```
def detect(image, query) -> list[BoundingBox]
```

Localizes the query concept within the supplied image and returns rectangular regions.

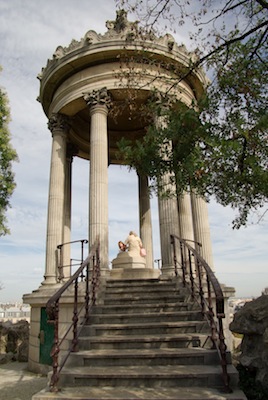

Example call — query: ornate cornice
[37,10,195,81]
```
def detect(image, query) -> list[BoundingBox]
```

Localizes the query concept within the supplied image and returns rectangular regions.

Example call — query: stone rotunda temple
[23,11,233,374]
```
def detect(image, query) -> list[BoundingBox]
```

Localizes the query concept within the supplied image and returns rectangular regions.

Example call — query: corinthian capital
[48,113,70,132]
[84,87,112,109]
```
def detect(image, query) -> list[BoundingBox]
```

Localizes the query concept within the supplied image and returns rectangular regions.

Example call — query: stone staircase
[33,278,247,399]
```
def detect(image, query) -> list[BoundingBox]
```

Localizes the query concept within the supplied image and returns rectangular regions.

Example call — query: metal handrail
[170,234,231,393]
[57,239,88,281]
[46,237,100,393]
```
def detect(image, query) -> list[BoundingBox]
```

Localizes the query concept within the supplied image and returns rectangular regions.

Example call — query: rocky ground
[0,361,47,400]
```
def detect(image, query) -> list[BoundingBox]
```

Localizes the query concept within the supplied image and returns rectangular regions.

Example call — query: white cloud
[0,0,267,303]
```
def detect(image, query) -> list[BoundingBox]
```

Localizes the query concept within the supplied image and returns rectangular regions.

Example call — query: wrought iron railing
[170,234,231,393]
[46,237,100,392]
[57,239,88,281]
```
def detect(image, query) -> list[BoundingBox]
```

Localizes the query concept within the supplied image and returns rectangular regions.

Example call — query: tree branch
[255,0,268,10]
[198,19,268,67]
[249,26,268,59]
[196,0,249,26]
[164,19,268,95]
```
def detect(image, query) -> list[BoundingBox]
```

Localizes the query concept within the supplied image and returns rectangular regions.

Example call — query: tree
[0,67,18,236]
[115,0,268,228]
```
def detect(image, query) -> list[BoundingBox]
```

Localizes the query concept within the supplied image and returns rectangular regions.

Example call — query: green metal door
[39,307,54,365]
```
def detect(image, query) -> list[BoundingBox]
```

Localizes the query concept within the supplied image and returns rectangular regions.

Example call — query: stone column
[191,192,214,271]
[177,191,195,276]
[138,173,154,268]
[84,88,111,273]
[43,113,69,285]
[158,184,180,277]
[61,145,77,280]
[178,191,194,243]
[156,114,180,277]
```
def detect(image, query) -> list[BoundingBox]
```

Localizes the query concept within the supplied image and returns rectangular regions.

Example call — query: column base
[40,276,59,286]
[161,264,176,278]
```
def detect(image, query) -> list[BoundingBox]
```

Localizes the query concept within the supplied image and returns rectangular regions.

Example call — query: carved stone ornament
[39,10,194,80]
[83,87,112,109]
[105,9,139,37]
[48,113,70,132]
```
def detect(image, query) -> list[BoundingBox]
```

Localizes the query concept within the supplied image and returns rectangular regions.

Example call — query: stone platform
[110,251,160,280]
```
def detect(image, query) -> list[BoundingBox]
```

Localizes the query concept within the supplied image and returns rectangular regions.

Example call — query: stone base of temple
[110,251,161,280]
[110,267,160,280]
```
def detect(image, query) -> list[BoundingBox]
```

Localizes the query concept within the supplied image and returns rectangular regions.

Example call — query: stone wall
[0,320,29,363]
[230,295,268,392]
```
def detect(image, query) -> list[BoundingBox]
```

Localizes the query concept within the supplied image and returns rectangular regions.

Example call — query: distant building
[0,303,31,323]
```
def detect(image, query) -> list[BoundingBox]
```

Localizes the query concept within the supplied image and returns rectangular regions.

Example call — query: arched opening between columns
[69,158,161,271]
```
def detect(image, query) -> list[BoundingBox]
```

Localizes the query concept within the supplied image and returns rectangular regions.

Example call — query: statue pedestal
[110,252,160,280]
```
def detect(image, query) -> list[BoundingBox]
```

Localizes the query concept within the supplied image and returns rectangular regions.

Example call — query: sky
[0,0,267,303]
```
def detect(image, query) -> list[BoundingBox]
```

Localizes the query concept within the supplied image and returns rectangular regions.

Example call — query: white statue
[124,231,143,257]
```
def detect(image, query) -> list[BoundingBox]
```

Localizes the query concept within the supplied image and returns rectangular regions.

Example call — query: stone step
[92,302,194,314]
[57,364,239,388]
[78,333,209,350]
[33,386,247,400]
[104,286,180,295]
[67,348,220,367]
[104,280,188,296]
[89,310,203,324]
[84,321,208,336]
[103,293,186,305]
[105,278,173,287]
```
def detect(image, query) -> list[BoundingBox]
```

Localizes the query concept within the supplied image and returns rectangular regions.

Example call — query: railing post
[218,314,230,392]
[85,260,90,321]
[57,244,64,281]
[180,241,186,286]
[48,300,60,392]
[72,277,79,352]
[195,258,205,315]
[188,249,195,299]
[80,239,88,280]
[91,256,97,305]
[206,277,217,347]
[81,239,88,262]
[170,235,178,276]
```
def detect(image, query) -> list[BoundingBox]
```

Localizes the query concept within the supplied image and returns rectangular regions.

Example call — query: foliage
[0,68,18,236]
[115,0,268,228]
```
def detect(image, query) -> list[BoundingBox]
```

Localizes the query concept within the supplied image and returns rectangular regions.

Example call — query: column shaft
[158,184,180,276]
[138,174,154,268]
[44,117,67,285]
[89,104,109,270]
[178,192,194,242]
[62,153,72,280]
[156,115,180,277]
[191,192,214,271]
